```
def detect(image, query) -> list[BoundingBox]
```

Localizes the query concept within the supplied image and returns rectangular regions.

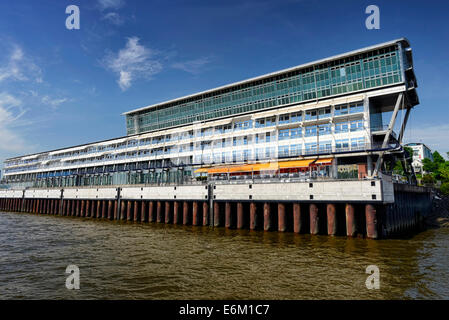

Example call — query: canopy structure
[194,158,333,174]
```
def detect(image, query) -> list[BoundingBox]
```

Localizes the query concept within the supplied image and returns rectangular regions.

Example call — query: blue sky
[1,0,448,171]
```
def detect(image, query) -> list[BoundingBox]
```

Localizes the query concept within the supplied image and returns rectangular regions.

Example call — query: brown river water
[0,211,448,299]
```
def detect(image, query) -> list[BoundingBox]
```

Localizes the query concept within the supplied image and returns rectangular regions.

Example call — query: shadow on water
[0,211,448,299]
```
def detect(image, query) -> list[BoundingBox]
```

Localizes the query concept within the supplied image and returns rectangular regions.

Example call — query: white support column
[373,92,403,176]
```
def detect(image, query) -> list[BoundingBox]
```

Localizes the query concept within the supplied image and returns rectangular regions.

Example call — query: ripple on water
[0,211,448,299]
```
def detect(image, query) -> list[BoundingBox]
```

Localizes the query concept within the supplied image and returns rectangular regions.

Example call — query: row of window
[129,48,402,134]
[5,121,366,174]
[6,102,367,168]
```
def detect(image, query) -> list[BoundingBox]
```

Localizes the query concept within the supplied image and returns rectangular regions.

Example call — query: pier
[0,177,432,239]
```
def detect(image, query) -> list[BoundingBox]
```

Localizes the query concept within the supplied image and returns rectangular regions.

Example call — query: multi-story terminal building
[405,142,433,174]
[1,38,418,189]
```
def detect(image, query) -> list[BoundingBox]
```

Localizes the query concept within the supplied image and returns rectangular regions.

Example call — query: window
[334,104,348,116]
[319,141,332,153]
[234,120,253,131]
[256,148,264,160]
[305,126,317,137]
[351,137,365,150]
[349,102,364,114]
[279,114,290,124]
[255,119,265,128]
[305,142,317,153]
[243,150,250,161]
[335,139,349,151]
[305,110,317,121]
[290,127,301,139]
[290,144,302,156]
[318,108,331,119]
[266,117,276,127]
[291,112,302,123]
[266,132,271,142]
[278,146,289,157]
[279,129,289,140]
[318,124,331,136]
[350,120,364,131]
[335,122,349,133]
[265,147,274,158]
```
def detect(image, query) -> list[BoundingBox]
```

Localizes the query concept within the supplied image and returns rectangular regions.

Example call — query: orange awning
[194,158,333,174]
[314,158,333,165]
[278,159,314,168]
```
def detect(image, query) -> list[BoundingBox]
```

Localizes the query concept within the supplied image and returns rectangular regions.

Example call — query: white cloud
[0,45,42,83]
[97,0,125,10]
[102,37,163,90]
[0,93,28,153]
[404,123,449,155]
[102,12,124,25]
[171,57,211,74]
[41,95,68,109]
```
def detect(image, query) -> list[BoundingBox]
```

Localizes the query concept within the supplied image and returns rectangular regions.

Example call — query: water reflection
[0,211,448,299]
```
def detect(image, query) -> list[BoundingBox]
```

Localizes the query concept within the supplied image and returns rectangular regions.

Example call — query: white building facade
[1,39,419,189]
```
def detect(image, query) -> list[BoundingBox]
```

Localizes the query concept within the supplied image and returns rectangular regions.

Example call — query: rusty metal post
[345,204,356,237]
[203,202,209,226]
[237,202,244,229]
[309,203,319,235]
[100,200,105,218]
[225,202,232,228]
[173,201,180,224]
[293,203,301,233]
[263,202,271,231]
[183,201,189,225]
[148,201,155,222]
[278,203,286,232]
[192,201,199,226]
[127,200,132,221]
[66,199,71,216]
[89,200,93,217]
[94,200,99,218]
[120,200,126,220]
[134,200,139,222]
[250,202,257,230]
[157,201,162,223]
[366,204,378,239]
[81,200,86,217]
[327,203,337,236]
[107,200,112,219]
[165,201,171,224]
[141,201,147,222]
[213,202,220,227]
[72,200,76,216]
[85,200,90,217]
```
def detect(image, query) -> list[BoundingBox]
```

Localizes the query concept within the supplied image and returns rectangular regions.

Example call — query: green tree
[423,151,446,180]
[422,157,437,173]
[440,162,449,182]
[393,160,404,175]
[422,174,435,185]
[440,182,449,196]
[433,151,446,165]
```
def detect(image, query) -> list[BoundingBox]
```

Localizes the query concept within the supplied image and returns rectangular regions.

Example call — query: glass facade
[127,45,402,135]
